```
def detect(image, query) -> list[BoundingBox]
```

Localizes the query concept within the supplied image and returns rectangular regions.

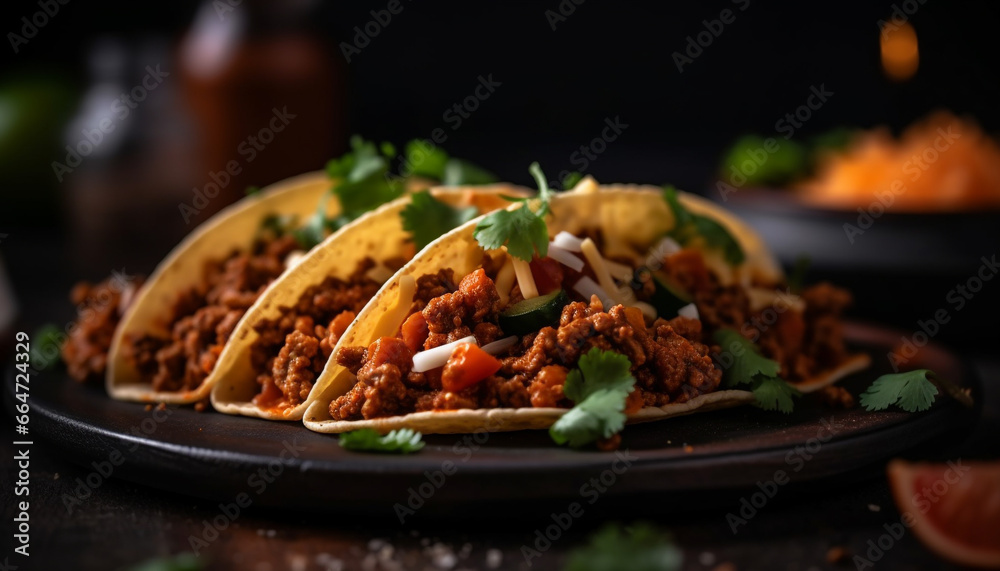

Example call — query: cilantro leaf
[473,161,554,260]
[712,328,799,413]
[751,376,799,414]
[339,428,425,453]
[662,185,745,265]
[562,171,584,190]
[550,348,636,447]
[563,348,635,402]
[529,161,555,213]
[401,190,479,249]
[713,328,780,381]
[298,137,404,248]
[244,185,260,197]
[442,158,498,186]
[564,522,682,571]
[473,205,549,261]
[404,139,449,179]
[334,169,405,219]
[860,369,940,413]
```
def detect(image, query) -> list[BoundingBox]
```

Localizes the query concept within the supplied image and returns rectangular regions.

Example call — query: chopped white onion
[411,335,477,373]
[481,336,518,355]
[655,237,682,257]
[573,276,614,309]
[677,303,700,320]
[552,231,584,252]
[546,243,585,272]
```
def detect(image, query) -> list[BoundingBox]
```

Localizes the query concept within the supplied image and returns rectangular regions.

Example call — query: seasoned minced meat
[250,259,384,409]
[62,274,144,383]
[658,249,854,383]
[124,235,299,392]
[330,270,722,420]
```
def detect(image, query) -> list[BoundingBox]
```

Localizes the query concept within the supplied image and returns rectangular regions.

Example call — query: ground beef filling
[123,235,299,393]
[62,275,144,383]
[330,269,722,421]
[659,249,853,383]
[250,259,384,409]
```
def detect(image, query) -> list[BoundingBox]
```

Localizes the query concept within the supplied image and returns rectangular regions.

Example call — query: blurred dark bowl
[714,189,1000,355]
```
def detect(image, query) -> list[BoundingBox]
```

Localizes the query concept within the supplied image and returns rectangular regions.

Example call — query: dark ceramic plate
[713,189,1000,354]
[4,323,979,517]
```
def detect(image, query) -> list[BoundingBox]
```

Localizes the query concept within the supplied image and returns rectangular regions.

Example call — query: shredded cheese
[580,238,635,306]
[371,274,416,340]
[604,259,634,283]
[512,257,538,300]
[495,256,516,307]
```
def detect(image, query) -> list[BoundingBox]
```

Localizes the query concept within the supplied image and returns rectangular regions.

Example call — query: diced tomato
[400,312,429,352]
[530,256,564,295]
[329,310,356,342]
[367,337,414,368]
[441,343,502,392]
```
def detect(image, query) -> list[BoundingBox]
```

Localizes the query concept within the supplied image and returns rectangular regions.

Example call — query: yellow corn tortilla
[301,184,790,434]
[209,184,529,420]
[106,171,333,403]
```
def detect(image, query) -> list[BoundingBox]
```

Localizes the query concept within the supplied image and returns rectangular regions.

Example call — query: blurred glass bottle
[64,37,197,275]
[178,0,345,225]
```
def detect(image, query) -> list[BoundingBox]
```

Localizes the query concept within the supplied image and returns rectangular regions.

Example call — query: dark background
[3,0,999,351]
[1,3,999,570]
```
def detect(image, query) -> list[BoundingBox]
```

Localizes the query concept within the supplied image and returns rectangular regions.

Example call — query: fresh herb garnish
[244,185,260,197]
[860,369,947,413]
[404,139,450,179]
[561,171,584,190]
[550,348,636,447]
[401,190,479,250]
[474,162,554,261]
[563,522,682,571]
[662,185,745,265]
[339,428,426,453]
[403,139,498,186]
[31,324,63,370]
[296,136,406,248]
[442,158,497,186]
[713,329,799,413]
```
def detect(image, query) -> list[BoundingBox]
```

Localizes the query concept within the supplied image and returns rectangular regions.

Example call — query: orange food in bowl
[799,112,1000,211]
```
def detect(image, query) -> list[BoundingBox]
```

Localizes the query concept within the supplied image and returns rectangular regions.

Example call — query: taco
[104,137,499,404]
[301,167,870,443]
[209,185,529,420]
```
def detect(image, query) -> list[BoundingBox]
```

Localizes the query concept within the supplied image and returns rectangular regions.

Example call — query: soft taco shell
[210,184,528,420]
[303,184,791,434]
